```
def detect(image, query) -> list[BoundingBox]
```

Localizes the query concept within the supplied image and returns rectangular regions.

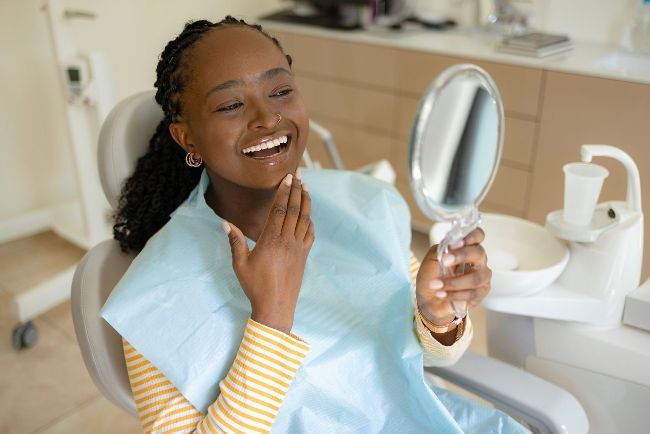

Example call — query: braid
[113,16,291,253]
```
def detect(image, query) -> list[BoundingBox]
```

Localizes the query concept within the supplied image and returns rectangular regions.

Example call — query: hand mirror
[408,64,504,318]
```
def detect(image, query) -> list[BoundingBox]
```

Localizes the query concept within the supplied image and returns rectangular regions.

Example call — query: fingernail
[450,240,464,249]
[302,182,308,192]
[222,221,231,235]
[435,291,447,298]
[429,279,443,290]
[284,173,293,185]
[295,168,302,180]
[442,254,455,267]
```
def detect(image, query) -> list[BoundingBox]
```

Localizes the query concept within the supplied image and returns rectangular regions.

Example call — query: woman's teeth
[242,136,288,155]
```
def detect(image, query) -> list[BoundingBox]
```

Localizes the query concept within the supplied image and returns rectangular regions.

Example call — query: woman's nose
[248,106,280,130]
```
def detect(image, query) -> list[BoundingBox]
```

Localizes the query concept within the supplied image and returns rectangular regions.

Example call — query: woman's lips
[242,135,291,161]
[242,135,288,156]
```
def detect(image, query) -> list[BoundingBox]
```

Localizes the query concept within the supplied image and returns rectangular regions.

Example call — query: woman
[101,16,527,434]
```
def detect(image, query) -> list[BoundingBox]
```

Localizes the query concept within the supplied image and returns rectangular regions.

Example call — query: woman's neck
[204,174,276,242]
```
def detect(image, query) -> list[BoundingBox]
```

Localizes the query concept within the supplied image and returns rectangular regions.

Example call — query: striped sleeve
[408,252,474,367]
[123,318,310,433]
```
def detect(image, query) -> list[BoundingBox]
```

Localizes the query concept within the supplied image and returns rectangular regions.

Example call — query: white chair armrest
[426,352,589,434]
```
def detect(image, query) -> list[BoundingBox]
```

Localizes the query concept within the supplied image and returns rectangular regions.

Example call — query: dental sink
[429,213,569,298]
[480,213,569,298]
[591,50,650,77]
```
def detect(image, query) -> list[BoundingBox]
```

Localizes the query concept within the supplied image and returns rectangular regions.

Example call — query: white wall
[0,0,282,223]
[427,0,637,45]
[526,0,637,45]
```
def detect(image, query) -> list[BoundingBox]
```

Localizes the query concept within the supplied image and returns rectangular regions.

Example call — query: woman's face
[170,26,309,190]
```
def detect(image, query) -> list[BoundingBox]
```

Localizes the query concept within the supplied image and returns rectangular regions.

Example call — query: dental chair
[71,90,589,433]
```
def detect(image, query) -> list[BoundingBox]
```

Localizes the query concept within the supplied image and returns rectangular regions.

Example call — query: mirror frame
[408,63,505,222]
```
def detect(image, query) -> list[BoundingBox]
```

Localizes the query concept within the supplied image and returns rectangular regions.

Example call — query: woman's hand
[415,228,492,326]
[224,172,314,334]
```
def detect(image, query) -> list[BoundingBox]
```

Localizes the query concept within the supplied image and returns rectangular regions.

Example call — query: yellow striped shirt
[124,253,472,433]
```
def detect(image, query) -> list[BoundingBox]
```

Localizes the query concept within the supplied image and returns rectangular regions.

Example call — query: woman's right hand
[223,172,314,334]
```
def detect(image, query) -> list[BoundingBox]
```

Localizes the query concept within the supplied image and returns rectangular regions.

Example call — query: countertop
[261,21,650,85]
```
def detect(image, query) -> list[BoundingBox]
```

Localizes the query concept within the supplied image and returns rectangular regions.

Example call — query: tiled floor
[0,232,140,434]
[0,231,488,433]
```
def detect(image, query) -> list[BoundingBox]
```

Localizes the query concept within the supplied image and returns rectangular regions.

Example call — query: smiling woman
[114,17,308,250]
[102,15,527,434]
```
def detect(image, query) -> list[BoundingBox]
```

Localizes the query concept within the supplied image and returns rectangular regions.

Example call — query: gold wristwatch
[419,310,463,334]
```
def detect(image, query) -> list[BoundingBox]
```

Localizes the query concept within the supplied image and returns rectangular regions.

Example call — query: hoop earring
[185,152,203,168]
[275,113,282,125]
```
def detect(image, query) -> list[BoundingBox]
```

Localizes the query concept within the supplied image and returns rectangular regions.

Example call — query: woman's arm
[409,253,474,367]
[124,319,309,434]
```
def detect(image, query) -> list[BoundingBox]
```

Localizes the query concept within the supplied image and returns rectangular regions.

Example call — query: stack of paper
[497,32,573,57]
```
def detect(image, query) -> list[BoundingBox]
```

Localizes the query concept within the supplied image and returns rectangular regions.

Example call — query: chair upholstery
[97,90,161,209]
[71,240,137,417]
[71,90,161,418]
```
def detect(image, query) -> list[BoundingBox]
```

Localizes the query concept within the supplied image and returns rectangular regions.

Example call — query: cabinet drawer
[297,75,397,135]
[479,202,525,218]
[306,117,397,171]
[395,50,543,118]
[503,117,537,168]
[484,165,530,213]
[394,95,420,140]
[288,34,397,88]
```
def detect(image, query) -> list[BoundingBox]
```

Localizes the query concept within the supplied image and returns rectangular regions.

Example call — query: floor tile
[0,231,84,296]
[0,288,18,355]
[0,293,99,434]
[40,300,76,344]
[36,395,141,434]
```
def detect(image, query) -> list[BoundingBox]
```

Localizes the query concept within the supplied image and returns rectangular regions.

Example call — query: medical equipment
[10,0,116,350]
[481,145,649,432]
[73,90,587,432]
[409,64,504,319]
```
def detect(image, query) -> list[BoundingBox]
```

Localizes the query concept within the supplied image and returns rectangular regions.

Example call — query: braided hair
[113,16,292,253]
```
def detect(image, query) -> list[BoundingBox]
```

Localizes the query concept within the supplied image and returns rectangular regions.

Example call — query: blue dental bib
[101,169,526,433]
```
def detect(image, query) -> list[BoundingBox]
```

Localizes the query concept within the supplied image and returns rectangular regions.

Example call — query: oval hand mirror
[409,64,504,318]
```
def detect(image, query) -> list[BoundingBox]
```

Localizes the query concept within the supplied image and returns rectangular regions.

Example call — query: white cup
[563,162,609,226]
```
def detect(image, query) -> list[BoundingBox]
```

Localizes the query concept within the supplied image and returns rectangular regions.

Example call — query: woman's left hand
[415,228,492,326]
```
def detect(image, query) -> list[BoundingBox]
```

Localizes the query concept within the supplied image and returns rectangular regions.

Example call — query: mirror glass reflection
[419,83,499,212]
[411,69,502,222]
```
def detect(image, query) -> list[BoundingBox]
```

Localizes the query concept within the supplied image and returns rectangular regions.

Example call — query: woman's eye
[216,102,242,112]
[272,88,293,98]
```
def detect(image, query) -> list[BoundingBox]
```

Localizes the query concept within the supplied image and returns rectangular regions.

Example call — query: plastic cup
[562,163,609,226]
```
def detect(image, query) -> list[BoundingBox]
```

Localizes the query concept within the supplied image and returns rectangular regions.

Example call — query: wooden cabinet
[271,29,649,278]
[393,50,544,119]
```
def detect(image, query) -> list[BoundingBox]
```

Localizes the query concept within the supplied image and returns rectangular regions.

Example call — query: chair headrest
[98,90,163,209]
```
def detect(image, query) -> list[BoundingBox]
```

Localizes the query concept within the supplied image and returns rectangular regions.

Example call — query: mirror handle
[437,207,482,319]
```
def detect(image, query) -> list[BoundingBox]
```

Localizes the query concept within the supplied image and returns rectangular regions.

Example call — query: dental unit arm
[581,144,642,212]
